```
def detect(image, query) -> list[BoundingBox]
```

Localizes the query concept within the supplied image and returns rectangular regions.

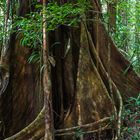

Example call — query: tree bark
[0,0,140,140]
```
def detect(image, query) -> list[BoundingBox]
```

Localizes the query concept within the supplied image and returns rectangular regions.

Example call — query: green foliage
[75,128,84,138]
[0,1,6,48]
[15,2,87,32]
[45,2,86,30]
[120,94,140,140]
[14,12,43,48]
[101,0,140,74]
[13,1,88,64]
[0,0,12,52]
[28,51,41,64]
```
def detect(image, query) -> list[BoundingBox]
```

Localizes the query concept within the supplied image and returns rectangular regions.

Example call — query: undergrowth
[120,94,140,140]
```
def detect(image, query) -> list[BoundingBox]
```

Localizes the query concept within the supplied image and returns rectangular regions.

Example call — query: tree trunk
[0,0,140,140]
[0,0,43,138]
[107,1,117,33]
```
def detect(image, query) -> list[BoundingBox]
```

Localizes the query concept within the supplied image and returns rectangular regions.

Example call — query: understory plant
[120,94,140,140]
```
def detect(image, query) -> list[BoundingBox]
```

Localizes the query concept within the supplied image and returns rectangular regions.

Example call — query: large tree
[0,0,140,140]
